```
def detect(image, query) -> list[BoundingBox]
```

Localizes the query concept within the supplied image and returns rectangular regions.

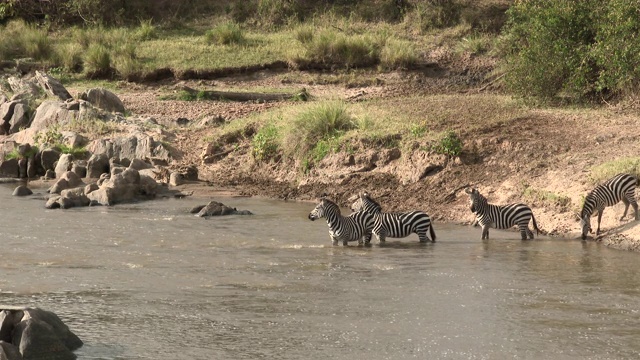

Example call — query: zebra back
[581,173,638,219]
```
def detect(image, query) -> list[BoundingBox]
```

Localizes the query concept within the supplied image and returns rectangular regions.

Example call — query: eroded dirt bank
[116,66,640,251]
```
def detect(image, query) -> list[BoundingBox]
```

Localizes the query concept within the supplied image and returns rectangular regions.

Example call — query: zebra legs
[621,197,639,220]
[481,225,490,240]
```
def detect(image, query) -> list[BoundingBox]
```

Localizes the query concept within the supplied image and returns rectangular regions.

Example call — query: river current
[1,184,639,359]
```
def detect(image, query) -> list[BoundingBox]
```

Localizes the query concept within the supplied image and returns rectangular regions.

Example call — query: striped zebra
[579,173,639,240]
[465,187,540,240]
[350,191,436,243]
[308,195,373,246]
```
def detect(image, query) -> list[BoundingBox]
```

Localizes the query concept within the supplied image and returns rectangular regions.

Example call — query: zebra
[308,195,374,246]
[350,191,436,243]
[579,173,639,240]
[465,187,540,240]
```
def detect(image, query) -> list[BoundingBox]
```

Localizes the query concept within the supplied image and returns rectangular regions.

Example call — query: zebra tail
[430,223,436,242]
[531,212,541,236]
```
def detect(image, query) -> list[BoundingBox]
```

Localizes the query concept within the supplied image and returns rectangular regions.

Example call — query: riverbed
[1,184,639,359]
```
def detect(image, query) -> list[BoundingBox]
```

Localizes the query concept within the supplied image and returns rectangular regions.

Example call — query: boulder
[17,158,27,178]
[0,307,81,360]
[86,153,109,179]
[35,71,72,101]
[8,103,30,134]
[39,148,61,173]
[54,154,74,179]
[87,133,170,163]
[0,340,21,360]
[60,187,90,208]
[169,172,184,186]
[12,185,32,196]
[0,159,19,178]
[196,200,253,217]
[79,88,125,113]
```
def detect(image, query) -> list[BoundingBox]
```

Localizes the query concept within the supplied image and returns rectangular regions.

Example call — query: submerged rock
[194,200,253,217]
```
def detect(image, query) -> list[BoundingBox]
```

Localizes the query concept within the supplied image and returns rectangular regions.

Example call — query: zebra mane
[360,192,383,212]
[321,197,341,214]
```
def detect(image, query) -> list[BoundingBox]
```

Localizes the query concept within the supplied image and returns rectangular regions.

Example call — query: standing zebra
[579,173,639,240]
[465,187,540,240]
[350,191,436,243]
[308,195,373,246]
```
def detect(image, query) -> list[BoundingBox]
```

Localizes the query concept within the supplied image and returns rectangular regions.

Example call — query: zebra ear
[464,187,472,194]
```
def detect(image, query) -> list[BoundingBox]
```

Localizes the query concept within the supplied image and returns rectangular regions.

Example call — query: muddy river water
[1,184,639,359]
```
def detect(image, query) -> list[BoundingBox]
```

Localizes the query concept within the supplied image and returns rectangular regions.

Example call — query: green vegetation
[590,157,640,185]
[523,185,572,212]
[252,122,279,161]
[500,0,640,102]
[432,130,463,157]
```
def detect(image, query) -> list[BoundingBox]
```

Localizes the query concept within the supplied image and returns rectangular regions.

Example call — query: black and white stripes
[350,192,436,243]
[308,195,373,246]
[579,173,639,240]
[465,187,539,240]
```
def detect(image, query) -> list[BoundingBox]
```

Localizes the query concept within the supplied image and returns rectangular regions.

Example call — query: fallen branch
[178,86,308,102]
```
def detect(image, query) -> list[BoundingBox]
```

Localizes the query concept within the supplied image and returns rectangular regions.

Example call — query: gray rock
[71,163,86,178]
[17,158,27,178]
[169,172,184,186]
[39,148,61,172]
[12,185,32,196]
[0,340,21,360]
[54,154,74,179]
[29,101,75,132]
[35,71,72,101]
[196,200,253,217]
[45,195,61,209]
[86,153,109,179]
[79,88,125,113]
[0,159,19,178]
[8,103,30,134]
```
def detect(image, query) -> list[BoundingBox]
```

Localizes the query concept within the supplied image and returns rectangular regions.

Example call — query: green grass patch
[205,22,245,45]
[252,122,279,161]
[432,130,463,157]
[523,185,572,212]
[590,157,640,184]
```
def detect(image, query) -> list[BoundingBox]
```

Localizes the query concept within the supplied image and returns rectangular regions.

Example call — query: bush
[405,0,464,32]
[501,0,640,101]
[432,130,462,157]
[84,43,112,77]
[252,123,279,161]
[380,36,419,70]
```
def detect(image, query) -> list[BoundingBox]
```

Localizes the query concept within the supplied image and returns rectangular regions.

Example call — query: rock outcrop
[0,307,82,360]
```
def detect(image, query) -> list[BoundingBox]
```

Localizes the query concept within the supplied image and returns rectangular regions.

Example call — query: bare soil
[115,56,640,251]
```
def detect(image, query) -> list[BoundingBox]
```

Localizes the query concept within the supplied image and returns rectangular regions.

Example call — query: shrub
[0,20,53,61]
[405,0,464,32]
[205,22,245,45]
[432,130,462,157]
[252,123,279,161]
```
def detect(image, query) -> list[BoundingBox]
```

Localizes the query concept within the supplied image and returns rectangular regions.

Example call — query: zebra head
[308,196,339,221]
[465,187,484,213]
[578,212,592,240]
[350,191,382,214]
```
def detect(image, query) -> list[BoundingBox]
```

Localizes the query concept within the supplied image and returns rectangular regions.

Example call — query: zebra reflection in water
[350,191,436,243]
[465,187,540,240]
[308,195,373,246]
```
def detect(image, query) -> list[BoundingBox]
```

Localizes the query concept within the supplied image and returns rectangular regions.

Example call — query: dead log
[178,86,308,102]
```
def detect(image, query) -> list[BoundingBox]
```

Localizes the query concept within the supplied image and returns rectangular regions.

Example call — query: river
[1,183,639,359]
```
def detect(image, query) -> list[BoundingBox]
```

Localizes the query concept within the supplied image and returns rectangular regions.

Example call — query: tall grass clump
[252,122,280,161]
[284,101,357,164]
[256,0,302,28]
[135,19,158,41]
[0,20,53,62]
[380,36,419,70]
[70,26,142,78]
[404,0,464,33]
[295,29,380,69]
[205,22,245,45]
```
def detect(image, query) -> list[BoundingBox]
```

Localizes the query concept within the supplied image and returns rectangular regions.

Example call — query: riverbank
[102,68,640,251]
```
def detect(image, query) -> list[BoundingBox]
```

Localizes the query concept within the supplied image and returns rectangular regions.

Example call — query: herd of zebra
[307,173,640,245]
